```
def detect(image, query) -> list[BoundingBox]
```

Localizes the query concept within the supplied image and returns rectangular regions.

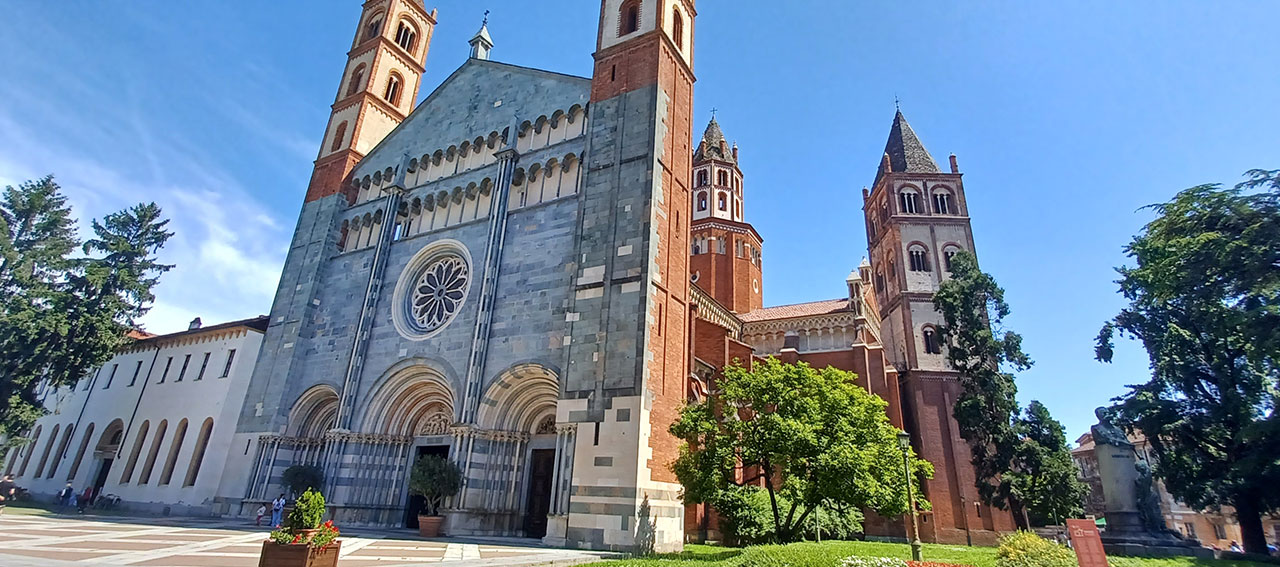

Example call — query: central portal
[522,449,555,538]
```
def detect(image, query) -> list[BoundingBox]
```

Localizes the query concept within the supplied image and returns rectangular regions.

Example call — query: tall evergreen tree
[934,251,1084,528]
[0,178,174,446]
[1096,169,1280,554]
[1012,401,1089,526]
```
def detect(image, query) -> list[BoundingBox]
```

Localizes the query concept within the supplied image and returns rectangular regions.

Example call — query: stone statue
[1090,407,1132,448]
[1134,460,1178,537]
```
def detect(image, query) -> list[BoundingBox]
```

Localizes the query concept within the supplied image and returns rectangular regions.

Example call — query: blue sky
[2,1,1276,438]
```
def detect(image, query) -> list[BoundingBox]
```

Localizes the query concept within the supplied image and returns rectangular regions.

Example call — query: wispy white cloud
[0,97,289,336]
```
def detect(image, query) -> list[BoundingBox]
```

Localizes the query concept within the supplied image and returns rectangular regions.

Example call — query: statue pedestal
[1090,435,1202,557]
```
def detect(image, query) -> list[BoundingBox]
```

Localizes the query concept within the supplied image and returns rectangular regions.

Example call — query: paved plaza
[0,513,610,567]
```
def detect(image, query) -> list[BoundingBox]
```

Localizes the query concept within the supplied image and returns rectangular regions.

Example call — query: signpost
[1067,519,1109,567]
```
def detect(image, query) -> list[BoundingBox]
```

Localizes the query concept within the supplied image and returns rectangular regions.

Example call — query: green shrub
[281,465,324,497]
[995,531,1074,567]
[285,489,326,531]
[408,454,463,516]
[711,486,862,545]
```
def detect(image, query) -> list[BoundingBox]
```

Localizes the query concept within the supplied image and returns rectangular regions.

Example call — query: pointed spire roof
[468,12,494,60]
[694,117,735,164]
[874,110,940,188]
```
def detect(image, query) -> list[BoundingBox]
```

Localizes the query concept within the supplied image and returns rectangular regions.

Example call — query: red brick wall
[689,223,762,314]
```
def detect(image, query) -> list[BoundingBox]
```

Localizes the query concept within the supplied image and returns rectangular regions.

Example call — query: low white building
[2,316,267,516]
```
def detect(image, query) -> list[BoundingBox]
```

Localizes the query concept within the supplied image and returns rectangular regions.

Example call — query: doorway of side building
[522,448,555,538]
[92,458,113,499]
[404,444,450,529]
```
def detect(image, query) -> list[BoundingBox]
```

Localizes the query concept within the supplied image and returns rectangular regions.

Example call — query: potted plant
[259,489,341,567]
[408,454,462,537]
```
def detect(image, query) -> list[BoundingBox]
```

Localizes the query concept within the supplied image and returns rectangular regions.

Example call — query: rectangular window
[195,353,210,381]
[177,354,191,382]
[104,364,118,389]
[1213,523,1226,540]
[129,360,143,387]
[221,349,236,378]
[1184,523,1196,539]
[159,357,173,383]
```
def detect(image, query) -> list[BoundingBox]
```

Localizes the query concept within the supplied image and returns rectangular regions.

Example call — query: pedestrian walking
[76,486,94,514]
[0,474,16,515]
[256,504,266,526]
[58,483,75,511]
[271,494,286,527]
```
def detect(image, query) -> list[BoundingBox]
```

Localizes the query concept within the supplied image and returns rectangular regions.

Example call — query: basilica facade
[0,0,1019,553]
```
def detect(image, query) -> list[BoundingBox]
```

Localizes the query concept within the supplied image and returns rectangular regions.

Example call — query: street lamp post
[897,430,923,561]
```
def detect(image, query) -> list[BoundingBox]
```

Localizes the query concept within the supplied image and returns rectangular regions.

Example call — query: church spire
[469,11,494,60]
[874,109,940,188]
[694,116,735,165]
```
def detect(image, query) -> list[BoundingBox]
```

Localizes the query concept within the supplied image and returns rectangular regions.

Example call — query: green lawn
[586,541,1273,567]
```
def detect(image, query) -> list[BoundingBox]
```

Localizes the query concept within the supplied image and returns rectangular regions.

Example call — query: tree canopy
[0,176,174,446]
[1096,169,1280,553]
[935,250,1086,527]
[670,357,932,543]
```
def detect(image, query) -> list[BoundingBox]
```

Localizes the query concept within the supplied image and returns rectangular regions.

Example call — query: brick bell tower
[689,117,762,313]
[863,110,1016,544]
[306,0,437,203]
[555,0,695,552]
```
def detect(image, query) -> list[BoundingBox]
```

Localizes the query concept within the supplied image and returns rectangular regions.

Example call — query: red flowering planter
[257,540,340,567]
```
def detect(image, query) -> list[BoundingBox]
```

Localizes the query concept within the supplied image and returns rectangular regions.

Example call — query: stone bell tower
[306,0,437,203]
[552,0,696,552]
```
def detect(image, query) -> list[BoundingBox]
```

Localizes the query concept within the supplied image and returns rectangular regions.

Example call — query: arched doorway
[476,364,560,538]
[92,419,125,499]
[360,364,455,529]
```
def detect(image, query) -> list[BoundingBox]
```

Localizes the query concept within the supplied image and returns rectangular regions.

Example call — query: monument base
[1100,514,1206,559]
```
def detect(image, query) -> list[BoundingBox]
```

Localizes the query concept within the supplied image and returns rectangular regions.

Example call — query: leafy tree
[1012,401,1088,526]
[282,464,325,497]
[933,250,1032,526]
[670,357,932,543]
[0,181,174,446]
[935,251,1085,528]
[1095,169,1280,554]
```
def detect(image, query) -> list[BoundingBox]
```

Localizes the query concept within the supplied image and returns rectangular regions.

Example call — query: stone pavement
[0,513,614,567]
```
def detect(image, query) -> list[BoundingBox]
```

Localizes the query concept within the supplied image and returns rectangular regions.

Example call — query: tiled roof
[738,298,851,322]
[873,110,940,188]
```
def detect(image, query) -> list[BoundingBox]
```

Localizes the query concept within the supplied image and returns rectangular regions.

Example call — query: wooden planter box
[258,540,341,567]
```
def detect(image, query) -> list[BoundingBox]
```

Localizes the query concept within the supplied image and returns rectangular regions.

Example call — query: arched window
[384,74,402,105]
[139,419,168,484]
[944,247,960,272]
[933,191,953,215]
[875,271,885,292]
[900,190,921,214]
[923,327,942,354]
[672,8,684,50]
[908,245,930,272]
[364,13,384,41]
[868,219,877,241]
[18,426,40,477]
[697,192,707,211]
[159,419,188,486]
[347,64,366,97]
[394,21,417,53]
[620,0,641,36]
[48,425,74,479]
[717,192,727,211]
[330,121,348,152]
[697,170,708,186]
[183,418,214,487]
[691,237,701,255]
[66,422,95,481]
[120,420,149,483]
[33,424,57,478]
[718,170,728,186]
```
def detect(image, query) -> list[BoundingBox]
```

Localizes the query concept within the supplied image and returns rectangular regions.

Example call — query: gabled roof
[873,110,940,188]
[693,117,735,165]
[739,298,851,322]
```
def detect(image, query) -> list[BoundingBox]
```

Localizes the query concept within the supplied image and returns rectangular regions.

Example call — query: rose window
[410,255,468,332]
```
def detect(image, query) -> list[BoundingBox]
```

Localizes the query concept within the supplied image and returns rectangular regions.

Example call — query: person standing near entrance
[271,494,286,527]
